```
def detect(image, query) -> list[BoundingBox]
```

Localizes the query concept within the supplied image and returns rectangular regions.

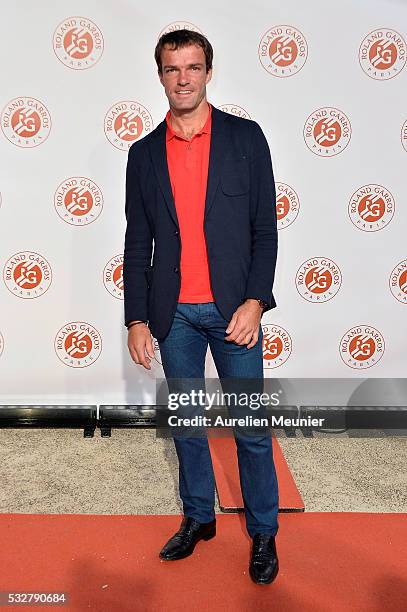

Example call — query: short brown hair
[154,29,213,75]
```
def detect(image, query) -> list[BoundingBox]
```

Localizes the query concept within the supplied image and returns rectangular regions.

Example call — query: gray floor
[0,428,406,515]
[277,433,407,512]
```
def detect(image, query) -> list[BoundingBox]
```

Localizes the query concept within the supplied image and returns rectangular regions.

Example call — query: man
[123,29,279,585]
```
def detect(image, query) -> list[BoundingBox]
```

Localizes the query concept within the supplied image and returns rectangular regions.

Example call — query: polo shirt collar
[166,102,212,141]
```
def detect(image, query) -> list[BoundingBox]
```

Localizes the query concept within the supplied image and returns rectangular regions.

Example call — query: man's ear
[206,68,213,85]
[158,70,164,86]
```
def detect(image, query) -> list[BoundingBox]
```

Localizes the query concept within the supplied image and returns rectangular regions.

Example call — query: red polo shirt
[165,102,215,303]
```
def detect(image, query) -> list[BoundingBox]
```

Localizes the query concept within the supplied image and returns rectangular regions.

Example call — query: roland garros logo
[218,104,251,119]
[158,22,203,38]
[258,25,308,77]
[296,257,342,302]
[340,325,385,369]
[389,259,407,304]
[103,255,124,299]
[359,28,406,80]
[55,322,102,368]
[3,251,52,298]
[262,324,292,369]
[54,177,103,225]
[304,107,351,156]
[276,182,300,229]
[104,101,153,150]
[53,16,104,69]
[348,184,395,232]
[1,97,51,148]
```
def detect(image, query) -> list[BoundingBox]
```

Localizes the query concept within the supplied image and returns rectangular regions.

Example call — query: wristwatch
[243,298,269,311]
[257,299,269,311]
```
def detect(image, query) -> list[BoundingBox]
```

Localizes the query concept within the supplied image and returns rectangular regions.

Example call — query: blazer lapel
[204,105,228,221]
[147,104,228,229]
[148,120,179,230]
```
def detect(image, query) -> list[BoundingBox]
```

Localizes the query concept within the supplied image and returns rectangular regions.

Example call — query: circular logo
[218,104,251,119]
[0,331,4,359]
[304,107,351,156]
[158,22,203,38]
[295,257,342,302]
[53,17,104,70]
[348,184,395,232]
[401,119,407,153]
[103,255,124,299]
[104,101,153,150]
[359,28,406,80]
[54,322,102,368]
[262,324,292,369]
[1,97,51,148]
[389,259,407,304]
[276,182,300,229]
[339,325,385,369]
[258,25,308,77]
[3,251,52,298]
[54,177,103,226]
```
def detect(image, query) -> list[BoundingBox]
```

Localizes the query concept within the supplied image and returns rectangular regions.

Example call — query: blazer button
[174,230,179,235]
[173,267,179,273]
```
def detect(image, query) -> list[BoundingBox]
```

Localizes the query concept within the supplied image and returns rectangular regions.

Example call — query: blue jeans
[157,301,279,538]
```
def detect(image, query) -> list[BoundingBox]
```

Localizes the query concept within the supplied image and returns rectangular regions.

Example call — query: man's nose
[177,70,190,85]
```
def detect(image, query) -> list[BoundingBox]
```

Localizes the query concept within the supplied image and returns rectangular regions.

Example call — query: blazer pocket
[221,158,250,196]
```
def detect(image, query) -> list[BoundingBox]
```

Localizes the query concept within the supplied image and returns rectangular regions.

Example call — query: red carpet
[208,434,305,511]
[0,512,405,611]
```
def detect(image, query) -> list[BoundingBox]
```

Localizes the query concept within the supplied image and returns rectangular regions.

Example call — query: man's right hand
[127,323,155,370]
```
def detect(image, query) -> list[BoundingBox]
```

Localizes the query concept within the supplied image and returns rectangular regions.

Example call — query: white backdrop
[0,0,406,405]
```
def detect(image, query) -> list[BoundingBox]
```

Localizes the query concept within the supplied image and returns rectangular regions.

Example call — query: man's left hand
[225,299,263,349]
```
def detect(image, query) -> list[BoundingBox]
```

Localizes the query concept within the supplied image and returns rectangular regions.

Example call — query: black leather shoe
[249,534,279,584]
[159,516,216,560]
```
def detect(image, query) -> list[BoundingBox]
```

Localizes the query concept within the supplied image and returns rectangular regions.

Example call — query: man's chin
[169,95,201,111]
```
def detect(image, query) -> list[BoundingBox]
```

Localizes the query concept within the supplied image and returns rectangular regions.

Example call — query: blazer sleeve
[242,121,278,312]
[123,145,153,328]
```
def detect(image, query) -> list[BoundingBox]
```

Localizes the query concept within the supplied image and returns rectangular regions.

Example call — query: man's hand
[127,323,155,370]
[225,299,264,349]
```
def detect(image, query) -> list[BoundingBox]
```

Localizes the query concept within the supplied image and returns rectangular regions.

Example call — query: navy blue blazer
[123,104,278,342]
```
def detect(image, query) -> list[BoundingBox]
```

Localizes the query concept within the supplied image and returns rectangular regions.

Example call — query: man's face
[159,43,212,112]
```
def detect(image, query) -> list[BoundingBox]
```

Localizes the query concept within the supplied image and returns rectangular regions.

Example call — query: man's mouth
[175,90,193,95]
